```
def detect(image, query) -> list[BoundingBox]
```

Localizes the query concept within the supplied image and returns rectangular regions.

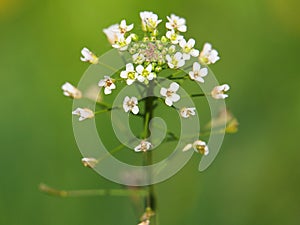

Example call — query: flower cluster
[59,11,236,225]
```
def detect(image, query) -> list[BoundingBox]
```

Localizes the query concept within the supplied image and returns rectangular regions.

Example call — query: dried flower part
[180,107,196,118]
[72,108,94,121]
[61,82,82,99]
[183,140,209,156]
[211,84,230,99]
[81,157,98,168]
[134,141,152,152]
[80,47,98,64]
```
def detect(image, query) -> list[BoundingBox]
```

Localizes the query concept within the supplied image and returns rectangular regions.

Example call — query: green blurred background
[1,0,300,224]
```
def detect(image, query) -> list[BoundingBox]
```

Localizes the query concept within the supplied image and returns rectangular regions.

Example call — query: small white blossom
[211,84,230,99]
[98,76,116,95]
[81,158,98,168]
[61,82,82,99]
[166,30,184,44]
[117,19,134,34]
[120,63,137,85]
[136,64,155,84]
[80,48,98,64]
[112,34,132,51]
[72,108,94,121]
[199,43,220,64]
[182,140,209,155]
[166,14,187,32]
[132,53,146,64]
[180,107,196,118]
[134,140,152,152]
[140,11,162,32]
[103,24,120,44]
[160,82,180,106]
[166,52,185,69]
[123,96,139,114]
[189,62,208,83]
[179,38,199,60]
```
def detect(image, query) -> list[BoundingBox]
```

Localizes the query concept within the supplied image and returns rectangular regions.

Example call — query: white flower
[188,62,208,83]
[123,96,139,114]
[166,14,187,32]
[166,30,183,44]
[180,107,196,118]
[166,52,185,69]
[160,82,180,106]
[117,19,134,34]
[72,108,94,121]
[98,76,116,95]
[80,47,98,64]
[134,140,152,152]
[179,38,199,60]
[120,63,137,85]
[61,82,82,99]
[136,64,155,84]
[199,43,220,64]
[132,53,145,64]
[140,11,162,32]
[112,34,132,51]
[211,84,230,99]
[103,24,120,44]
[182,140,209,155]
[81,158,98,168]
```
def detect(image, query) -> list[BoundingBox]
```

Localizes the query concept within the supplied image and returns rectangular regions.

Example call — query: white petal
[200,68,208,77]
[132,106,139,114]
[190,49,199,57]
[165,98,173,106]
[183,144,192,152]
[104,88,112,95]
[98,79,106,87]
[145,64,152,72]
[170,82,179,92]
[137,75,145,82]
[126,79,134,85]
[170,93,180,102]
[193,62,201,71]
[120,71,127,78]
[177,60,185,68]
[126,63,134,71]
[136,65,144,74]
[110,83,116,89]
[160,87,167,96]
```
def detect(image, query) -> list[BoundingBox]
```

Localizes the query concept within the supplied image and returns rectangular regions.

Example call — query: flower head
[166,14,187,32]
[136,64,155,84]
[80,47,98,64]
[120,63,137,85]
[166,30,183,44]
[72,108,94,121]
[103,24,120,44]
[160,82,180,106]
[211,84,230,99]
[180,107,196,118]
[179,38,199,60]
[61,82,82,99]
[118,19,134,34]
[140,11,162,32]
[183,140,209,155]
[199,43,220,64]
[166,52,185,69]
[98,76,116,95]
[189,62,208,83]
[123,96,139,114]
[134,140,152,152]
[132,53,146,64]
[81,157,98,168]
[112,34,132,51]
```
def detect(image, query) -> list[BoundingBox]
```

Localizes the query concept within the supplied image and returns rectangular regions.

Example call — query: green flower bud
[143,37,149,42]
[155,66,162,73]
[161,36,168,43]
[131,34,139,42]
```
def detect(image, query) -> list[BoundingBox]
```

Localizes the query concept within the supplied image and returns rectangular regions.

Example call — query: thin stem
[98,62,118,72]
[39,183,147,197]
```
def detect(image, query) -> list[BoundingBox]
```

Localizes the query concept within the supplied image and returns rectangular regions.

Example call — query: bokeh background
[1,0,300,224]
